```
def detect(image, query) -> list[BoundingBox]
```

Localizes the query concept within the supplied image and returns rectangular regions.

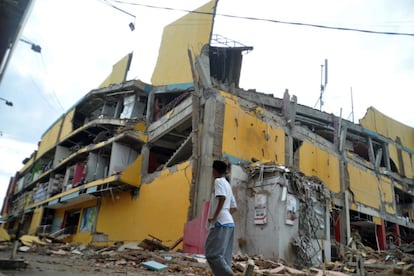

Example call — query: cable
[107,0,414,37]
[30,76,62,116]
[99,0,136,18]
[38,52,65,113]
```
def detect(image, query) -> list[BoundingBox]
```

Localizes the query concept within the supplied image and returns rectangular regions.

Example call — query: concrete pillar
[334,211,341,243]
[376,220,386,250]
[392,223,401,246]
[146,90,155,125]
[338,123,351,253]
[140,144,151,176]
[191,94,219,218]
[282,90,297,168]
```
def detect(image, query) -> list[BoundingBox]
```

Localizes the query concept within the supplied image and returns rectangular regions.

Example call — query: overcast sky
[1,0,413,206]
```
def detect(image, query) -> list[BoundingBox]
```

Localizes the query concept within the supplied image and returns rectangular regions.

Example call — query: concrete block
[142,260,168,271]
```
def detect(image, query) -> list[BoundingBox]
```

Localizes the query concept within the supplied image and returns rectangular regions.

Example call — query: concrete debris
[138,237,169,251]
[18,245,31,252]
[6,235,414,275]
[336,241,414,275]
[71,249,83,255]
[141,260,167,271]
[116,242,142,251]
[48,249,68,256]
[19,235,46,246]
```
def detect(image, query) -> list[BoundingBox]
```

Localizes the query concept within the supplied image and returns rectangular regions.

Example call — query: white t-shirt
[209,177,236,225]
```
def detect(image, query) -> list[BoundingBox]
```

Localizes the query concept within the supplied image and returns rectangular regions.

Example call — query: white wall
[230,165,330,263]
[109,142,138,176]
[53,145,71,168]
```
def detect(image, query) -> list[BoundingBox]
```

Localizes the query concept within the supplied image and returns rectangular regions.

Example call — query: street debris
[142,260,168,271]
[1,233,412,275]
[19,235,45,247]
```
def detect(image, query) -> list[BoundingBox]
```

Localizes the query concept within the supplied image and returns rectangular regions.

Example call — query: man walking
[205,160,237,276]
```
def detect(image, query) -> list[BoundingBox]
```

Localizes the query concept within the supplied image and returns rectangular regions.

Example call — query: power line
[38,52,66,112]
[100,0,136,18]
[108,0,414,37]
[29,76,62,116]
[98,0,136,31]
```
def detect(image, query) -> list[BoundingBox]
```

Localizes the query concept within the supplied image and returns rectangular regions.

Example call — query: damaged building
[2,0,414,267]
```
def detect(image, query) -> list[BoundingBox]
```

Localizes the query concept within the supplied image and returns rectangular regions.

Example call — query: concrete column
[140,144,151,176]
[338,125,351,252]
[145,90,155,125]
[376,220,386,250]
[282,90,296,168]
[395,137,405,176]
[392,223,401,246]
[334,211,341,242]
[191,94,219,218]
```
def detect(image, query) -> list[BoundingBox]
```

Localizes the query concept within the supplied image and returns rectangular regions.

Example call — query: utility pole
[350,87,355,123]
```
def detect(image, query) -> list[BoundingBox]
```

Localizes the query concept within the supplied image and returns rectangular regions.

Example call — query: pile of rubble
[333,240,414,275]
[8,234,414,275]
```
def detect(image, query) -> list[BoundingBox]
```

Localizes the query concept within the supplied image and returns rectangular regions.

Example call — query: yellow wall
[151,1,215,85]
[120,155,142,187]
[59,108,75,141]
[388,144,400,174]
[402,151,414,178]
[379,176,396,214]
[360,107,414,150]
[348,163,379,209]
[99,53,132,88]
[96,162,191,247]
[388,144,414,178]
[51,200,97,244]
[221,92,285,164]
[28,207,43,235]
[298,141,341,193]
[37,118,63,158]
[348,162,395,213]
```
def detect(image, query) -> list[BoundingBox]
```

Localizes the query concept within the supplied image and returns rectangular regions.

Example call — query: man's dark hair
[212,160,227,174]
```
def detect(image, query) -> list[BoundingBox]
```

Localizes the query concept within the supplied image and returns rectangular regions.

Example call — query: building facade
[2,0,414,265]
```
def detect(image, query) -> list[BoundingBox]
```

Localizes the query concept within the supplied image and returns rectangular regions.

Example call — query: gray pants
[205,227,234,276]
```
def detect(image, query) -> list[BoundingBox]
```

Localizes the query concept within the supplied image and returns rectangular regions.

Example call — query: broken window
[349,210,378,249]
[63,161,87,191]
[79,206,97,233]
[119,95,146,119]
[63,209,81,235]
[37,208,55,235]
[152,91,190,122]
[399,225,414,246]
[73,89,147,129]
[352,142,370,161]
[395,188,414,223]
[85,150,110,182]
[209,42,253,88]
